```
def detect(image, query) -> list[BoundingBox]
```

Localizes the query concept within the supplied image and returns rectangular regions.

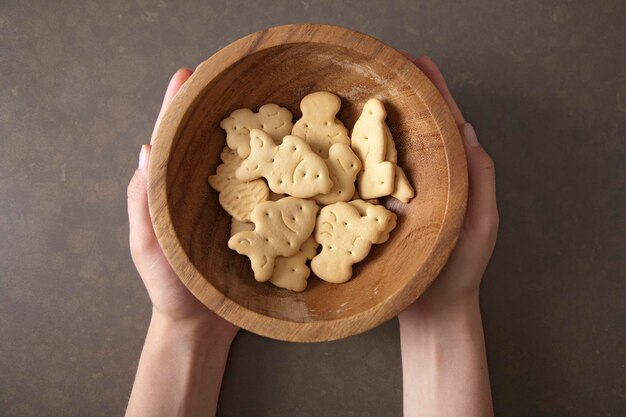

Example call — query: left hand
[126,68,239,337]
[400,55,499,313]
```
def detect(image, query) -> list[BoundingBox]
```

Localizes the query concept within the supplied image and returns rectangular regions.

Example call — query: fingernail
[463,123,480,148]
[420,55,433,64]
[138,145,148,170]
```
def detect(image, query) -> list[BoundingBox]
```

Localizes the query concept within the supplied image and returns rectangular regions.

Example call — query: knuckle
[126,171,145,200]
[492,211,500,228]
[478,152,496,172]
[129,235,143,257]
[482,214,500,238]
[468,211,500,240]
[129,234,157,258]
[129,241,141,263]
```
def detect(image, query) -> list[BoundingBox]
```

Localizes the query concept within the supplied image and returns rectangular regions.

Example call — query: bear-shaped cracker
[292,92,350,158]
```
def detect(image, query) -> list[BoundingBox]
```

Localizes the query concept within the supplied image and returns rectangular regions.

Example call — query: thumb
[461,123,499,237]
[127,144,160,264]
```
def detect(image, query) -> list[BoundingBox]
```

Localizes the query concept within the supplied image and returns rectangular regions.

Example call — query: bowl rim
[148,23,467,342]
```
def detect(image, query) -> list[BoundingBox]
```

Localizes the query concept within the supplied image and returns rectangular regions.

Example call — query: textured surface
[0,0,624,416]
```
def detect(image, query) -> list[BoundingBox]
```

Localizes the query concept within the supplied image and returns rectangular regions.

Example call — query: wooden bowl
[148,24,467,342]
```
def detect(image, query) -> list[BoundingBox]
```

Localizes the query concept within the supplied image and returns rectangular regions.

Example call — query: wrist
[399,289,480,325]
[149,308,238,350]
[398,289,485,356]
[127,309,235,417]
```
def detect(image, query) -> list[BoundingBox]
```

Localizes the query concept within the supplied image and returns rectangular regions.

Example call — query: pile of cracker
[209,92,414,292]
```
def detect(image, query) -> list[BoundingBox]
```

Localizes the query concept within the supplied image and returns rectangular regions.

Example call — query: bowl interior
[165,43,449,323]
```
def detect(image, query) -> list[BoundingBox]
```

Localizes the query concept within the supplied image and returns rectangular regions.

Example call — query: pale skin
[125,57,497,417]
[125,68,238,417]
[398,53,498,417]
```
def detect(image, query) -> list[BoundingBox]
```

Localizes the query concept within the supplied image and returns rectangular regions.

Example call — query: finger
[151,68,194,144]
[413,56,466,126]
[462,123,498,230]
[160,67,193,113]
[127,144,160,263]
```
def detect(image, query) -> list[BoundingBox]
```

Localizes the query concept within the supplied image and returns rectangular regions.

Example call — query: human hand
[126,68,239,339]
[402,56,499,313]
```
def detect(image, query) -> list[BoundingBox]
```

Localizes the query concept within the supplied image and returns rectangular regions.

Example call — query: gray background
[1,0,624,416]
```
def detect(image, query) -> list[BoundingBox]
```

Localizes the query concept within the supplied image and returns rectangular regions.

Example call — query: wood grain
[148,23,467,342]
